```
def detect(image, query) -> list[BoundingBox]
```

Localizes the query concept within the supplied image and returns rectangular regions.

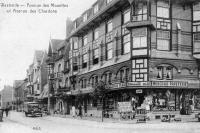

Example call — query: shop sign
[110,83,126,89]
[127,82,151,87]
[118,102,132,113]
[136,89,143,94]
[151,81,188,88]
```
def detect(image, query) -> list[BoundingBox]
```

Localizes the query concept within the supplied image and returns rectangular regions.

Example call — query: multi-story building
[44,0,200,119]
[0,85,13,109]
[61,0,200,118]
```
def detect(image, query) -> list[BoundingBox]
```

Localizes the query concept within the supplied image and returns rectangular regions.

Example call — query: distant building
[0,85,13,109]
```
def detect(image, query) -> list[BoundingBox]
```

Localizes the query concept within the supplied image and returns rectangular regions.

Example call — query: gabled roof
[48,39,65,55]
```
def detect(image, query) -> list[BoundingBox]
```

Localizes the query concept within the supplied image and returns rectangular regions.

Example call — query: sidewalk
[47,112,199,124]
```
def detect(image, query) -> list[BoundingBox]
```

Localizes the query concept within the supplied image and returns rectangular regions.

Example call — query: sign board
[136,89,143,94]
[151,81,188,88]
[118,102,132,113]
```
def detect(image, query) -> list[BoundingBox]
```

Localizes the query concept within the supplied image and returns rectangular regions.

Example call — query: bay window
[193,3,200,53]
[133,36,147,48]
[194,33,200,53]
[133,2,147,21]
[157,1,169,18]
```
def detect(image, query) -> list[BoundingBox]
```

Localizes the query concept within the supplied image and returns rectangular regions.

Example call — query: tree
[91,80,109,122]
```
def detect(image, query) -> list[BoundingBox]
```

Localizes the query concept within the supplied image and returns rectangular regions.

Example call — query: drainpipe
[177,23,182,56]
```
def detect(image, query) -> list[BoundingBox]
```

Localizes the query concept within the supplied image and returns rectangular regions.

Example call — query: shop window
[93,48,99,65]
[157,30,170,51]
[132,59,148,82]
[82,54,87,68]
[106,20,113,33]
[133,2,147,21]
[123,9,130,24]
[82,35,88,46]
[122,34,130,54]
[157,66,163,79]
[106,42,113,60]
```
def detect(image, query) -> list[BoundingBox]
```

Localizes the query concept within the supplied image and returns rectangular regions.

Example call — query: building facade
[45,0,200,118]
[0,85,13,109]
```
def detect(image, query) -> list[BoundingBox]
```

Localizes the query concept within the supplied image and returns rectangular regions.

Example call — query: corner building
[65,0,200,118]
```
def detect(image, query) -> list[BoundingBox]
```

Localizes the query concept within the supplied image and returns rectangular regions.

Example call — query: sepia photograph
[0,0,200,133]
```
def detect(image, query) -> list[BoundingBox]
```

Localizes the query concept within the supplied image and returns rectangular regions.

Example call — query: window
[106,20,113,33]
[133,36,147,48]
[106,0,112,4]
[106,42,113,60]
[157,66,163,79]
[166,67,172,80]
[123,34,130,54]
[73,56,78,71]
[123,9,130,24]
[193,2,200,21]
[82,54,87,68]
[83,13,87,22]
[83,35,88,46]
[132,59,148,82]
[102,72,112,84]
[74,21,77,29]
[93,48,99,65]
[94,4,99,14]
[133,2,147,21]
[73,41,78,49]
[58,64,61,72]
[157,30,170,51]
[93,29,99,41]
[157,1,169,18]
[91,75,98,86]
[194,33,200,53]
[70,39,73,50]
[81,79,87,88]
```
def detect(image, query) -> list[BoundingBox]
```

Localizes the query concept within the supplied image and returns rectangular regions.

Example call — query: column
[113,31,118,62]
[87,48,90,70]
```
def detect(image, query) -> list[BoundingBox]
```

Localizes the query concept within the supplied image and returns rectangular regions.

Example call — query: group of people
[72,104,83,118]
[0,107,10,122]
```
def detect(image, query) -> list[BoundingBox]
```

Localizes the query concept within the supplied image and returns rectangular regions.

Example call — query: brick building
[46,0,200,118]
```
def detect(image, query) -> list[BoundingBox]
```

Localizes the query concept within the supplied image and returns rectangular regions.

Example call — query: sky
[0,0,96,90]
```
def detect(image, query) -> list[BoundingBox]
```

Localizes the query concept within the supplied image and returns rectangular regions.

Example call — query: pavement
[0,111,200,133]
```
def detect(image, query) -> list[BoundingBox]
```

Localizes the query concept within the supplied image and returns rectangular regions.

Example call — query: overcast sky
[0,0,96,90]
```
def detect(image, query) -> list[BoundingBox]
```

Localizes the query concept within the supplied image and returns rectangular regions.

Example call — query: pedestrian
[78,104,82,118]
[72,105,76,118]
[5,107,9,117]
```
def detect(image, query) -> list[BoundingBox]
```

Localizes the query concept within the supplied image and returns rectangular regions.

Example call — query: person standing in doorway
[72,105,76,118]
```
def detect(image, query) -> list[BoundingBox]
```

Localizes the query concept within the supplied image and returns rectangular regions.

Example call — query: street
[0,111,200,133]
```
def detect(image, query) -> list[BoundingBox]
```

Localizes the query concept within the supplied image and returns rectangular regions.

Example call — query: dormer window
[94,4,99,14]
[83,13,88,22]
